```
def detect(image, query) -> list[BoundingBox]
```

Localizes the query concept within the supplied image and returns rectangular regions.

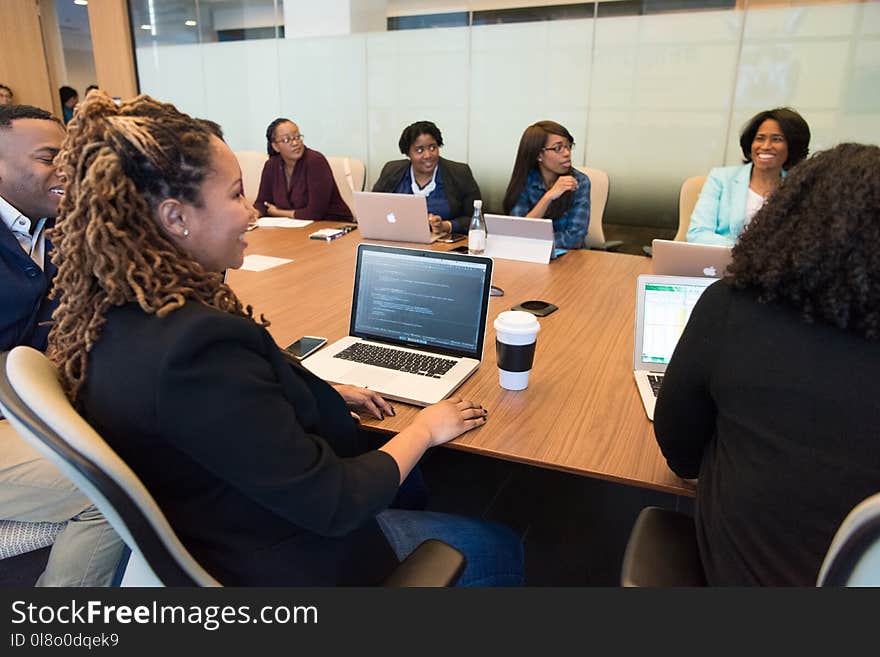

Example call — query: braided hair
[48,92,266,401]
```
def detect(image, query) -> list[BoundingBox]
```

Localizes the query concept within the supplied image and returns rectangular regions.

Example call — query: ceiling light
[185,20,197,27]
[74,0,88,6]
[140,24,153,31]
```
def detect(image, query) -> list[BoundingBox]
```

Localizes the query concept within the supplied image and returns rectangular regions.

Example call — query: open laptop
[353,191,440,243]
[633,274,717,420]
[302,243,493,406]
[483,214,554,264]
[652,239,733,278]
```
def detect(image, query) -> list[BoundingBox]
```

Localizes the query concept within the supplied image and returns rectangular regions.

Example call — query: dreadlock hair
[48,92,266,402]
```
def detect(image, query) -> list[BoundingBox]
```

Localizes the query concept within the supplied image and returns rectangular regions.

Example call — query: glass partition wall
[129,0,880,238]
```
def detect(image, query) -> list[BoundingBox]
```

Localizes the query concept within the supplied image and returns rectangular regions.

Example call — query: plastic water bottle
[468,200,486,255]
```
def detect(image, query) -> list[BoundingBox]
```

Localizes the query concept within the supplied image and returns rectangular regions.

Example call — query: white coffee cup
[494,310,541,390]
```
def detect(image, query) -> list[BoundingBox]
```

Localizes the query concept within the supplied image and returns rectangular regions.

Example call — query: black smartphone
[450,245,470,254]
[284,336,327,360]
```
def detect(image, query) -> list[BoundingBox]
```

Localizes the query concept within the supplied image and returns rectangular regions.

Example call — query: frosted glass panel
[469,20,592,212]
[201,40,281,152]
[366,27,471,188]
[589,10,743,229]
[135,44,208,120]
[277,35,369,164]
[730,4,880,168]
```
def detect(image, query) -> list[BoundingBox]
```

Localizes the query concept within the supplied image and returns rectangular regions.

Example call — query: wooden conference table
[226,225,695,498]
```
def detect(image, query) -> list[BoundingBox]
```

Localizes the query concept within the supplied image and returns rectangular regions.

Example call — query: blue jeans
[376,510,524,587]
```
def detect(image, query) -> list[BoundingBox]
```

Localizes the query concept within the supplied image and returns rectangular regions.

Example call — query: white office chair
[0,347,465,586]
[676,175,707,242]
[326,156,366,218]
[575,166,621,251]
[233,150,268,209]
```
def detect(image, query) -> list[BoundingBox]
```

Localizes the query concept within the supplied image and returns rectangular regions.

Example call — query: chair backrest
[575,166,610,249]
[234,150,268,209]
[0,347,221,586]
[676,175,707,242]
[326,156,366,218]
[818,491,880,586]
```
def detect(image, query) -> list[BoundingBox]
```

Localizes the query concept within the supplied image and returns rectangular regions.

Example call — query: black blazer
[372,157,482,234]
[0,221,57,353]
[80,302,401,585]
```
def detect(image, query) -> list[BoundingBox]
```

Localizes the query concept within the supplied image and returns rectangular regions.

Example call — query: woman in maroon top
[254,118,352,221]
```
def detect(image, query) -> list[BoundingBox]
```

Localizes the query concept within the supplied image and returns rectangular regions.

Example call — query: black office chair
[0,347,465,586]
[622,494,880,587]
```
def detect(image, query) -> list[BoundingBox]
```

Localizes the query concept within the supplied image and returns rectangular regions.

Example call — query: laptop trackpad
[339,367,405,391]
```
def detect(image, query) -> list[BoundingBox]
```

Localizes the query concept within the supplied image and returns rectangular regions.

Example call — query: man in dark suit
[0,104,123,586]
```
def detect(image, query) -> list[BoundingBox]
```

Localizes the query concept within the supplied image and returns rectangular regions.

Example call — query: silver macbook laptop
[483,214,554,264]
[353,191,440,243]
[652,239,733,278]
[302,243,493,406]
[633,274,717,420]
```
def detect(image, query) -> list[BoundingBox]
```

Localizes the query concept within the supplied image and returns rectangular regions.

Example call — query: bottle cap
[473,200,482,209]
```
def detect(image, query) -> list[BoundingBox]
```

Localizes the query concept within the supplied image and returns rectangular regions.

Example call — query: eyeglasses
[542,143,573,154]
[274,134,304,145]
[412,144,439,155]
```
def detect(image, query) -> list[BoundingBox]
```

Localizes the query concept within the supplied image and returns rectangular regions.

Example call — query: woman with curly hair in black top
[654,143,880,586]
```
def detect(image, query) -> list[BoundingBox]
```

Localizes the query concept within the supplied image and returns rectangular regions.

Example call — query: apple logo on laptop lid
[703,266,717,277]
[386,213,397,224]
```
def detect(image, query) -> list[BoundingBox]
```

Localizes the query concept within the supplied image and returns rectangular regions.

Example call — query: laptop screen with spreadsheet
[350,244,492,360]
[634,275,716,371]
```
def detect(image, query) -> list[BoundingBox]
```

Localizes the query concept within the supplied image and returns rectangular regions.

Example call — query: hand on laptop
[413,397,488,446]
[333,384,395,420]
[428,214,451,235]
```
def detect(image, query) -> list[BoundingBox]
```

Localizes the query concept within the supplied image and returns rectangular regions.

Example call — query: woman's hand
[264,202,295,219]
[332,384,395,420]
[547,175,578,201]
[411,397,487,447]
[428,214,451,235]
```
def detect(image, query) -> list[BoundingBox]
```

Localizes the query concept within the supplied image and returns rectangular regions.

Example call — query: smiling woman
[45,93,523,586]
[372,120,482,237]
[686,107,811,246]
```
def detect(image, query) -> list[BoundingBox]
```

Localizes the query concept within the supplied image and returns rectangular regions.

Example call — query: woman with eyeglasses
[503,121,591,249]
[254,118,352,221]
[372,120,481,237]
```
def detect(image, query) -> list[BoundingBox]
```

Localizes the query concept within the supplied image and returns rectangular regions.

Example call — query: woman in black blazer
[372,120,481,236]
[47,93,523,586]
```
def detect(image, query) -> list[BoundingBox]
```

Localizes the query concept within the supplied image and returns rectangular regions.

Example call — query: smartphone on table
[439,234,466,244]
[284,336,327,360]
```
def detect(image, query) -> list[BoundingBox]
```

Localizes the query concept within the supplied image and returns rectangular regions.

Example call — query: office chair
[676,175,707,242]
[575,166,622,251]
[622,493,880,587]
[641,174,707,257]
[327,156,366,218]
[233,150,268,208]
[0,347,465,587]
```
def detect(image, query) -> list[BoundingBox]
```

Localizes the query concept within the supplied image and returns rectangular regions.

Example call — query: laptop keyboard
[647,374,664,397]
[334,343,457,378]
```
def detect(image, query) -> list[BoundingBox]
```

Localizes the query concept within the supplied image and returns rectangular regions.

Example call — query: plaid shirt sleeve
[554,170,591,249]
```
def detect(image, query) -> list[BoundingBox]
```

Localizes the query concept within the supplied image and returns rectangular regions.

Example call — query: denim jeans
[376,509,524,587]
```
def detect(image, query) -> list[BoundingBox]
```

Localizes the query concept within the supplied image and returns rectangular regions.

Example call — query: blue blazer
[0,223,58,352]
[686,164,751,246]
[686,163,787,246]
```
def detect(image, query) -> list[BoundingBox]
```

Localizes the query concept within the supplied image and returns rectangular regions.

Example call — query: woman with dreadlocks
[47,93,523,586]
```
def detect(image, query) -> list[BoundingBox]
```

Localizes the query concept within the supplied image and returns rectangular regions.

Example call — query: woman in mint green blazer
[687,108,810,246]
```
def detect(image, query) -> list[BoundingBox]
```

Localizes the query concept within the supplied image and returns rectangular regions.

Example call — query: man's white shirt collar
[0,193,47,270]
